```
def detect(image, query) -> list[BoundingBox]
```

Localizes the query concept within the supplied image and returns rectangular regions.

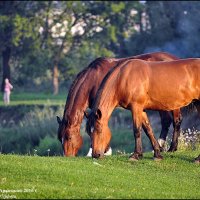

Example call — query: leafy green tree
[38,1,145,94]
[0,1,48,92]
[84,1,145,56]
[0,1,146,94]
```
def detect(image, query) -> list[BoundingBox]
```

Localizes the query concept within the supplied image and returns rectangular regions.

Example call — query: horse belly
[146,87,197,111]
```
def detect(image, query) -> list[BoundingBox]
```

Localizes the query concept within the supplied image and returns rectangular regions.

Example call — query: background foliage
[1,1,200,93]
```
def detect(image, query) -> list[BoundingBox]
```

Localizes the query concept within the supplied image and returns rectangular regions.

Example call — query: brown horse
[57,52,180,157]
[87,58,200,162]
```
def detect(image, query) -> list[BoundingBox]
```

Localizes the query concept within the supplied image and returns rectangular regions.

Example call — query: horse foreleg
[129,106,143,161]
[168,109,183,152]
[158,111,172,151]
[142,112,163,160]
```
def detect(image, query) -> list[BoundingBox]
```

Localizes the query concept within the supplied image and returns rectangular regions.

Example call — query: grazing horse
[87,58,200,162]
[57,52,180,157]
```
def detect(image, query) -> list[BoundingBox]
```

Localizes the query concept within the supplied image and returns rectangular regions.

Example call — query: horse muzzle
[92,150,104,159]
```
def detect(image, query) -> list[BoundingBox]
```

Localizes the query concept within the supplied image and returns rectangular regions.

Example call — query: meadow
[0,92,200,199]
[0,92,66,106]
[0,151,200,199]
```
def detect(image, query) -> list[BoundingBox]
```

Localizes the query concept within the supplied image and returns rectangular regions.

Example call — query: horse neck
[63,69,91,129]
[96,87,119,125]
[96,58,129,105]
[98,103,117,129]
[62,59,114,128]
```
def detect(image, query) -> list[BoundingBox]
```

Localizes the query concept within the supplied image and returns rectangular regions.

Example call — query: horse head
[57,116,83,156]
[86,109,111,159]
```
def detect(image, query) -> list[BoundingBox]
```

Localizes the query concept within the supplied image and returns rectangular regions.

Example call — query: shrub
[0,106,63,155]
[178,128,200,151]
[35,136,62,156]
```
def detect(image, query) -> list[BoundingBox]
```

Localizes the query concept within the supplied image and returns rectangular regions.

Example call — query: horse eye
[66,135,72,140]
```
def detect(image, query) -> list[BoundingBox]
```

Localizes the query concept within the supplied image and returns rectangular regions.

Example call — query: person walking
[3,78,13,105]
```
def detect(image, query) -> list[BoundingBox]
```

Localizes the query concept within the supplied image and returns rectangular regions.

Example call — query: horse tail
[194,101,200,116]
[182,101,200,116]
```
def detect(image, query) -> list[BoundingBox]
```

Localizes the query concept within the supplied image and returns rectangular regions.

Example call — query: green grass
[0,151,200,199]
[0,92,66,106]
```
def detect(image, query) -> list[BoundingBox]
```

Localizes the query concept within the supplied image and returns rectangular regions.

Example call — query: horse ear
[96,109,102,120]
[84,111,89,119]
[57,116,62,124]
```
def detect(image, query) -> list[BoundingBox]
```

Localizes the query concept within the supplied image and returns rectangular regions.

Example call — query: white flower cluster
[178,128,200,151]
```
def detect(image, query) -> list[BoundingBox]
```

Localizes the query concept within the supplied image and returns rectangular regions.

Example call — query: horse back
[114,58,200,110]
[146,59,200,110]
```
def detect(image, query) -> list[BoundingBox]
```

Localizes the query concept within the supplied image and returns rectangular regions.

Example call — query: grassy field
[0,151,200,199]
[0,92,66,106]
[0,92,200,199]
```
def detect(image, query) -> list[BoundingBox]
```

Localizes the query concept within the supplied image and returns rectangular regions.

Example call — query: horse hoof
[129,153,143,161]
[194,159,200,164]
[104,147,112,156]
[153,156,163,161]
[129,157,139,162]
[168,145,177,152]
[167,148,176,152]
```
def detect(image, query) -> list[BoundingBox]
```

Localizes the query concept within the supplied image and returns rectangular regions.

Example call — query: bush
[35,136,62,156]
[0,106,63,155]
[178,128,200,151]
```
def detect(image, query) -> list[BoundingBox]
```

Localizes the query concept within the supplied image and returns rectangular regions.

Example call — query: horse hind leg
[158,111,173,152]
[141,112,163,160]
[168,109,183,152]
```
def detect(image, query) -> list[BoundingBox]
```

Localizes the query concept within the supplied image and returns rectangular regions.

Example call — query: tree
[127,1,200,57]
[38,1,146,94]
[0,1,48,92]
[1,1,166,93]
[83,1,145,57]
[39,1,113,94]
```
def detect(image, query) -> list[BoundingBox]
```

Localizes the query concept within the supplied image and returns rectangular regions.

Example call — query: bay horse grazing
[57,52,180,157]
[87,58,200,162]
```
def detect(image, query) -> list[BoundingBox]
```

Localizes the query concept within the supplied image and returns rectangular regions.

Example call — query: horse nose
[92,151,103,159]
[93,153,100,158]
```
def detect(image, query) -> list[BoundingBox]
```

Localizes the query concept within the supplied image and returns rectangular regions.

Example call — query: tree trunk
[53,62,59,95]
[1,47,11,92]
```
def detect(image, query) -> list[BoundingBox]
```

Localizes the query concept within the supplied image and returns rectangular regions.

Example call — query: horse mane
[63,57,110,119]
[139,51,179,61]
[93,59,131,111]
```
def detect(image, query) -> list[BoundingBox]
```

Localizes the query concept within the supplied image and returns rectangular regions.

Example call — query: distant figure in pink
[3,78,13,105]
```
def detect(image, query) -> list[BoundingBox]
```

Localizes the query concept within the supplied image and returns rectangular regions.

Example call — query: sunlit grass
[0,151,199,199]
[0,92,66,106]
